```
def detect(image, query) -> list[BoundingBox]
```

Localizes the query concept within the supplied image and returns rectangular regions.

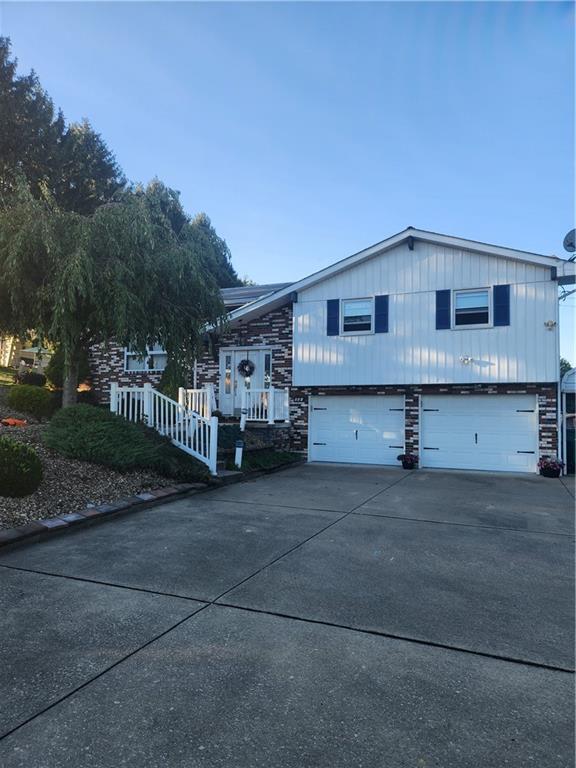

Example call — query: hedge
[45,404,209,482]
[7,385,54,420]
[0,437,43,497]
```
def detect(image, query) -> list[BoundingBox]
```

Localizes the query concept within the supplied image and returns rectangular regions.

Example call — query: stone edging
[0,460,305,552]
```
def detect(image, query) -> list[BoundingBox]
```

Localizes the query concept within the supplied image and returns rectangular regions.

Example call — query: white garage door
[421,395,538,473]
[309,396,405,465]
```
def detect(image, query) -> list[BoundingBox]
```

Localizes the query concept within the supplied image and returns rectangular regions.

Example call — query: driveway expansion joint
[351,510,576,537]
[213,602,576,675]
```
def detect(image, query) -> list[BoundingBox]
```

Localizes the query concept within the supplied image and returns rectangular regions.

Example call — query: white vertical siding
[293,242,558,386]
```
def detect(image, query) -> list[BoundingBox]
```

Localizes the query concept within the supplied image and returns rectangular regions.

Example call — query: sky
[1,1,574,360]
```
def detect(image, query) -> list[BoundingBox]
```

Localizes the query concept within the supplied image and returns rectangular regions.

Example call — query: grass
[227,449,302,472]
[0,366,16,386]
[45,404,209,483]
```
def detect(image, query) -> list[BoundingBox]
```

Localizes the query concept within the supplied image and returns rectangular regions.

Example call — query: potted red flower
[397,453,418,470]
[537,456,564,479]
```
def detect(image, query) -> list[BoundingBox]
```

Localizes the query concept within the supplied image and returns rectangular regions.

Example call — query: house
[89,227,576,474]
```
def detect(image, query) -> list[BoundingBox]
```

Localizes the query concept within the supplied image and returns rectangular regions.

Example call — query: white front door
[420,395,538,473]
[309,395,405,465]
[219,349,273,416]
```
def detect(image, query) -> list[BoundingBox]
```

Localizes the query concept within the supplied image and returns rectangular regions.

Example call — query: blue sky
[1,1,574,360]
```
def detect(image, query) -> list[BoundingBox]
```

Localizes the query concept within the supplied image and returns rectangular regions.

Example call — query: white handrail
[110,382,218,475]
[178,386,213,418]
[240,387,290,431]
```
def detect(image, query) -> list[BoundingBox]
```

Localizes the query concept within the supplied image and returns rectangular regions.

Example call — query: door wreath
[237,358,255,377]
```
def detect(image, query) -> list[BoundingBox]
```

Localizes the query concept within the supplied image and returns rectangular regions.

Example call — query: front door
[219,349,273,416]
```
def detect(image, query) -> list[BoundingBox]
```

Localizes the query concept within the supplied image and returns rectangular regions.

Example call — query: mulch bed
[0,391,171,529]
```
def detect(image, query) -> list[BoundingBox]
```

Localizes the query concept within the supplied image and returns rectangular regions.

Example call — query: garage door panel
[309,396,404,465]
[421,395,538,473]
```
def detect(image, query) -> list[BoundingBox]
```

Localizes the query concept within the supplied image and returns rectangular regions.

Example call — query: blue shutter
[493,284,510,326]
[436,290,451,329]
[374,295,389,333]
[327,299,340,336]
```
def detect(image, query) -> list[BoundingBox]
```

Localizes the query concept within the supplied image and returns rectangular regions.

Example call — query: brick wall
[88,342,164,402]
[195,305,293,395]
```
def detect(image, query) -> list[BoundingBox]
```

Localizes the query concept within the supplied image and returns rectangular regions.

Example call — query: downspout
[555,281,563,471]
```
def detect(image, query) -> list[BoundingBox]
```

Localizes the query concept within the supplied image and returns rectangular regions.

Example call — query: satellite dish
[563,229,576,252]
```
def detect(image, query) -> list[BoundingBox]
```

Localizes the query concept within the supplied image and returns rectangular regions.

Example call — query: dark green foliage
[560,357,572,379]
[14,370,46,387]
[228,449,302,472]
[0,436,43,496]
[158,357,189,402]
[0,38,125,211]
[45,405,209,482]
[218,424,243,450]
[192,213,241,287]
[45,346,90,389]
[7,384,53,420]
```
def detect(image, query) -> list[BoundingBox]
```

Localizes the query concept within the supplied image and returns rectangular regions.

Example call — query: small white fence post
[209,416,219,475]
[178,387,186,409]
[268,387,275,425]
[240,389,247,432]
[110,382,118,414]
[143,383,153,426]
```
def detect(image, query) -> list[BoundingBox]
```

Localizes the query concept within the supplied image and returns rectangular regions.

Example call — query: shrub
[227,449,302,471]
[0,437,43,497]
[7,384,54,420]
[45,347,91,390]
[14,370,47,387]
[45,404,209,482]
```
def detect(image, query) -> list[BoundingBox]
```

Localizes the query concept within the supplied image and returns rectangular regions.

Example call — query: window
[264,352,272,388]
[224,354,232,394]
[342,299,373,333]
[454,289,490,327]
[124,345,167,372]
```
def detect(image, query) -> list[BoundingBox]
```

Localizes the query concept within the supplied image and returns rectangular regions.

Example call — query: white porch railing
[110,382,218,475]
[178,383,216,419]
[240,387,290,431]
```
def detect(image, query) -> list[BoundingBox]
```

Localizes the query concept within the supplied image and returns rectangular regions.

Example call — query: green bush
[45,347,91,390]
[7,384,54,420]
[15,370,47,387]
[45,404,209,482]
[227,449,302,472]
[0,437,43,497]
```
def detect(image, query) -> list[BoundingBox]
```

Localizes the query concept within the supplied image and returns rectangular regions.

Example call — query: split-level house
[89,227,576,474]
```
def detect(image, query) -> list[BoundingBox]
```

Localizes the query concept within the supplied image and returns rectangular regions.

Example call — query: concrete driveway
[0,465,573,767]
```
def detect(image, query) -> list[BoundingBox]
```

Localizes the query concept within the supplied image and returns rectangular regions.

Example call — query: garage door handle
[312,442,326,446]
[474,432,478,444]
[355,429,358,440]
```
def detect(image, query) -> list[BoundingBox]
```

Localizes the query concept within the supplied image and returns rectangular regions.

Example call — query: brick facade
[88,342,164,402]
[88,302,559,467]
[195,304,293,394]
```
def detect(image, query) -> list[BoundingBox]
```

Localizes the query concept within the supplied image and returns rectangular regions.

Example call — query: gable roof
[227,227,576,323]
[221,283,292,308]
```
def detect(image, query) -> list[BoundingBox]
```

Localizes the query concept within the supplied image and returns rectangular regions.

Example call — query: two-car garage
[308,394,539,473]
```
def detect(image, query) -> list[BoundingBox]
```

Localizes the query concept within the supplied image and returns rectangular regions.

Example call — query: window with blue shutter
[374,295,389,333]
[436,290,451,329]
[326,299,340,336]
[493,284,510,326]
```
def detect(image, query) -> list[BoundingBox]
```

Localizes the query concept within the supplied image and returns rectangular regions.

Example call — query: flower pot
[402,461,416,470]
[540,467,561,478]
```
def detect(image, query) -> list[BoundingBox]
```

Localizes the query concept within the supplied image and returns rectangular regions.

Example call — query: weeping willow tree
[0,179,225,406]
